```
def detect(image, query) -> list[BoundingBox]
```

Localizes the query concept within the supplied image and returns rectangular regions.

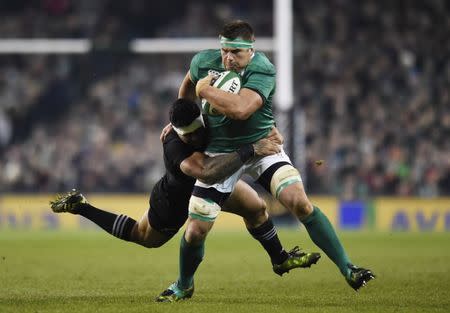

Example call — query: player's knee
[139,231,163,248]
[254,198,268,217]
[139,232,170,249]
[130,223,160,248]
[142,240,164,249]
[131,227,153,248]
[185,226,208,243]
[283,193,313,218]
[243,199,269,228]
[130,223,144,243]
[185,225,208,245]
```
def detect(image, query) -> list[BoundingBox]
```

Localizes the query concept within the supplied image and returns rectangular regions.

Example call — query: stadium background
[1,1,449,312]
[0,0,448,232]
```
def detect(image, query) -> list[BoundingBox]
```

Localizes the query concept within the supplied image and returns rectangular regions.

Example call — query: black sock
[75,203,137,241]
[247,219,288,265]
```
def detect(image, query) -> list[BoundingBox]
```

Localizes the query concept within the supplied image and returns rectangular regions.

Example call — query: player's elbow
[198,177,212,184]
[228,108,251,120]
[197,173,218,185]
[197,168,222,185]
[183,166,205,181]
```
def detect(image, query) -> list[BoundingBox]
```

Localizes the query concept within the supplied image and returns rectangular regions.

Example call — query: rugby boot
[346,264,376,291]
[272,246,321,276]
[156,282,194,302]
[50,189,88,213]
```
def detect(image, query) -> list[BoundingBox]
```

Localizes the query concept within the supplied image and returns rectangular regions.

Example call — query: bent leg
[224,180,289,265]
[130,210,174,248]
[223,180,268,228]
[225,180,320,273]
[277,181,352,277]
[51,191,139,242]
[73,203,138,242]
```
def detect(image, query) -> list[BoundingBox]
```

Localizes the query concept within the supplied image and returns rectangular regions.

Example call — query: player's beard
[226,64,239,71]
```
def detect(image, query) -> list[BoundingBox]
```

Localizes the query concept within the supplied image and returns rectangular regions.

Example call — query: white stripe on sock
[113,215,126,237]
[118,216,129,238]
[116,215,128,237]
[260,228,277,241]
[112,215,122,236]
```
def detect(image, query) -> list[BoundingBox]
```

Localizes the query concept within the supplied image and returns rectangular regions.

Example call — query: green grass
[1,230,449,313]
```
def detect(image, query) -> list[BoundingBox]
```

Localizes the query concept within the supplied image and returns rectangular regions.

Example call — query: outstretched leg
[50,190,172,248]
[277,182,375,290]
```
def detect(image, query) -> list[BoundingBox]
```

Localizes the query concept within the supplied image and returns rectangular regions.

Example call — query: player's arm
[197,79,263,120]
[180,136,280,185]
[178,71,197,101]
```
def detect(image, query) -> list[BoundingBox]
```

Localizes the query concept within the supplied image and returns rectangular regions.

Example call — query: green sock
[178,233,204,289]
[302,206,351,277]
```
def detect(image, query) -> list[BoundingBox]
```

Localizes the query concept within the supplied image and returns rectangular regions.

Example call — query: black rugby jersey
[149,130,202,215]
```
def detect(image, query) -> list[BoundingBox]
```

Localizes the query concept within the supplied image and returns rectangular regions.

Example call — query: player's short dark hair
[220,20,254,41]
[169,98,201,127]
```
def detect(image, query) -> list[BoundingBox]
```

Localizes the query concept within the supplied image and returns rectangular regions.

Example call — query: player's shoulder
[164,130,197,153]
[247,52,275,75]
[163,130,198,170]
[192,49,221,67]
[163,130,184,149]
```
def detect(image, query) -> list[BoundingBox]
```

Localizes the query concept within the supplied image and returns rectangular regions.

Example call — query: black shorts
[148,187,189,237]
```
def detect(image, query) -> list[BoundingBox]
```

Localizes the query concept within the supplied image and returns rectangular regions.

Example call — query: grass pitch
[1,230,449,313]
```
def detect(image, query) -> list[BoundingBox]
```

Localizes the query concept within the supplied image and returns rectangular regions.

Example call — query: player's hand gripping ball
[200,71,241,116]
[195,75,214,98]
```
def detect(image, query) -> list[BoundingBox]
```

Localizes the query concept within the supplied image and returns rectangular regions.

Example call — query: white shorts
[189,146,303,221]
[194,146,299,194]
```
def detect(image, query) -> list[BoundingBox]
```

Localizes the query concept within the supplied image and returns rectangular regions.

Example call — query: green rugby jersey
[190,49,276,153]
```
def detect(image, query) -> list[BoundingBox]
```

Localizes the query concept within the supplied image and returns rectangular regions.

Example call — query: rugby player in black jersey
[51,98,320,282]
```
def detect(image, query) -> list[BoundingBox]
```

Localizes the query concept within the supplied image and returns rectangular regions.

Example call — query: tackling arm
[180,151,243,185]
[180,136,281,185]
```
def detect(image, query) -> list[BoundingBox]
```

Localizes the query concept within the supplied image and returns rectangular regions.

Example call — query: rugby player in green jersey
[158,20,375,302]
[50,98,320,299]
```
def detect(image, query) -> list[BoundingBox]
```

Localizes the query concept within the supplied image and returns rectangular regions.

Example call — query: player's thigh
[190,171,242,221]
[132,210,174,248]
[223,180,266,219]
[247,150,313,217]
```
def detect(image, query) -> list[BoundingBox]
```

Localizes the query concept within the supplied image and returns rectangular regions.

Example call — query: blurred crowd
[294,0,450,198]
[0,0,448,197]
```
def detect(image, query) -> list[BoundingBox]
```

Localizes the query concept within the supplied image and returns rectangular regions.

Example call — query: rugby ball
[201,71,241,115]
